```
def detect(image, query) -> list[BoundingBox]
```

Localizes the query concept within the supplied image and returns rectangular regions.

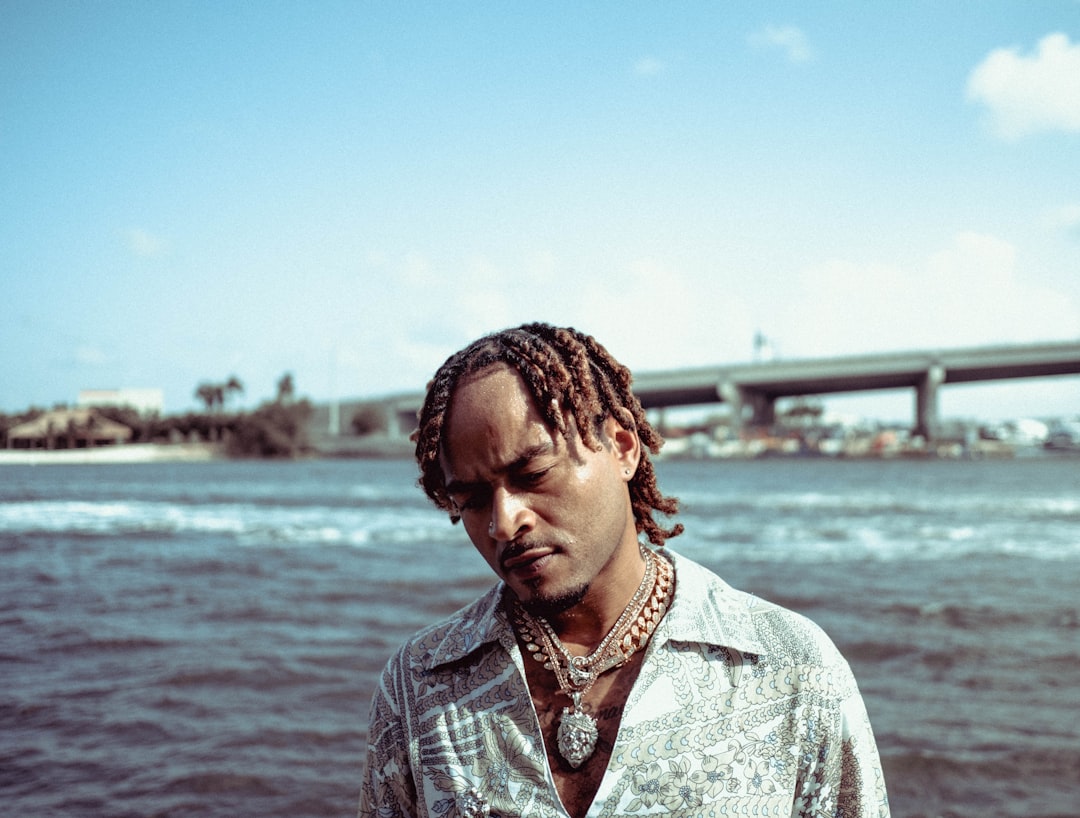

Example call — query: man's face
[438,364,641,616]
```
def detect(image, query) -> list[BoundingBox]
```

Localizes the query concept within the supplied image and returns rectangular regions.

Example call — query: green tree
[195,382,223,412]
[223,375,244,408]
[227,399,313,457]
[276,372,295,404]
[351,405,386,436]
[195,376,244,412]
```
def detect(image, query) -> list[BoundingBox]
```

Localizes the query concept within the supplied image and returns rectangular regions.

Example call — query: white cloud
[332,233,1078,403]
[748,25,814,63]
[1046,203,1080,238]
[775,232,1080,358]
[358,252,758,392]
[346,250,558,393]
[967,32,1080,140]
[633,56,666,76]
[572,259,756,373]
[74,346,108,366]
[397,251,436,289]
[126,228,168,258]
[451,257,517,339]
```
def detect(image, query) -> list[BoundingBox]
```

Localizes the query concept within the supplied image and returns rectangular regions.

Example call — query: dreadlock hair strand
[412,323,683,546]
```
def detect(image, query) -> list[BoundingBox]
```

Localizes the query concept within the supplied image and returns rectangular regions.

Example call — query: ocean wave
[676,489,1080,522]
[882,744,1080,817]
[3,494,1077,562]
[675,520,1080,562]
[4,458,1078,818]
[0,500,456,550]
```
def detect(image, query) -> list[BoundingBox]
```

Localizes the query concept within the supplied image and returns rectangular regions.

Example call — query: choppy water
[2,457,1078,817]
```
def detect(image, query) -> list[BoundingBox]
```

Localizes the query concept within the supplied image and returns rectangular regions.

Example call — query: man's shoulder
[665,549,845,669]
[384,582,508,674]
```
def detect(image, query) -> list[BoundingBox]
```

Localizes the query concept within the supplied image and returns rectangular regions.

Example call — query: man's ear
[605,409,641,480]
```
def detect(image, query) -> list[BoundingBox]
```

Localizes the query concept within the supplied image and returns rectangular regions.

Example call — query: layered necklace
[510,547,674,769]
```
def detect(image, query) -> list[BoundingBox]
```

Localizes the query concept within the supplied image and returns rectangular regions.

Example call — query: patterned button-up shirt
[358,550,889,817]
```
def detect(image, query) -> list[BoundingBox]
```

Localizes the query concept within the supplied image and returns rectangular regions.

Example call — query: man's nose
[489,487,534,542]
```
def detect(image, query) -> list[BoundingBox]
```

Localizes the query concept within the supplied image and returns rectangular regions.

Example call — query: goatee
[521,582,589,620]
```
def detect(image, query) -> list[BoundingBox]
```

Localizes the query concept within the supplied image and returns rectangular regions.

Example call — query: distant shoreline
[1,436,1072,466]
[0,437,416,465]
[0,442,226,466]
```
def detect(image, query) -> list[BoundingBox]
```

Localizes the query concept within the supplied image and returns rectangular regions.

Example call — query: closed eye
[452,488,490,512]
[514,468,551,489]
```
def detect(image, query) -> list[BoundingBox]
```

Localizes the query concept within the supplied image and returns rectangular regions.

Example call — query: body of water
[2,457,1078,817]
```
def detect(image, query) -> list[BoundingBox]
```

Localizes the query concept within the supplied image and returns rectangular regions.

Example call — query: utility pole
[329,346,340,436]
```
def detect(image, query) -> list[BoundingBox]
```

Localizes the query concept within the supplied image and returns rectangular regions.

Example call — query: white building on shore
[78,388,164,416]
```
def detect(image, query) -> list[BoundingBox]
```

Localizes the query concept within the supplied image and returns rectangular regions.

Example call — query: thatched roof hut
[6,408,134,450]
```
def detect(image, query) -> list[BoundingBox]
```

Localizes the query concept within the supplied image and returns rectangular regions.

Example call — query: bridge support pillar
[652,408,668,437]
[747,392,776,428]
[719,380,744,433]
[914,364,945,441]
[392,407,417,439]
[719,381,776,434]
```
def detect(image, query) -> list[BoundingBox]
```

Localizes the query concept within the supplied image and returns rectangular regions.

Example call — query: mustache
[499,540,553,569]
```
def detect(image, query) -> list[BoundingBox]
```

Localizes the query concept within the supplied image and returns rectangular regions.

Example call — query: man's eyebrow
[444,442,556,495]
[505,441,557,473]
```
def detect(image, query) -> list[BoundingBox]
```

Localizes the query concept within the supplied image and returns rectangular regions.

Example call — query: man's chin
[519,582,589,620]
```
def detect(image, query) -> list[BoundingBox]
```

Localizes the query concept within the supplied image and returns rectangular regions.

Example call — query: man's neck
[546,548,649,652]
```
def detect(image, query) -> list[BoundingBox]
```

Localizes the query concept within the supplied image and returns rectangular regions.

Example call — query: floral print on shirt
[358,550,889,818]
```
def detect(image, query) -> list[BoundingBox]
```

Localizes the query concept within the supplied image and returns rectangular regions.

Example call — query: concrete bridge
[632,340,1080,438]
[373,339,1080,441]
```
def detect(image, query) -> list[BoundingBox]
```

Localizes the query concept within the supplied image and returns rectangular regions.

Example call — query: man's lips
[501,547,553,574]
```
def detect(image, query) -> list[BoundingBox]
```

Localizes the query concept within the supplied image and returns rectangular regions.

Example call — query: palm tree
[275,372,295,404]
[195,383,222,412]
[223,376,244,409]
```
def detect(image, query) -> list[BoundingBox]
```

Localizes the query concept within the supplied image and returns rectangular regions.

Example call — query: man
[359,323,889,818]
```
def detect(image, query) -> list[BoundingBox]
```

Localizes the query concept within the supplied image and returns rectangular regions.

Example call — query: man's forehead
[455,361,525,394]
[442,438,559,490]
[445,364,557,430]
[438,370,572,479]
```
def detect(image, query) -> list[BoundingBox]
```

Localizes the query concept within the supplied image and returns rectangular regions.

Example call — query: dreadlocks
[412,323,683,547]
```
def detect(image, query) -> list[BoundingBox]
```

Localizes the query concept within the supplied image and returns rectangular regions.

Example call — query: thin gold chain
[512,549,674,698]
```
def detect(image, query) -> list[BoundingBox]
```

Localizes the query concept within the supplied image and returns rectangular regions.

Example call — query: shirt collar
[419,547,767,672]
[419,582,512,671]
[657,549,767,656]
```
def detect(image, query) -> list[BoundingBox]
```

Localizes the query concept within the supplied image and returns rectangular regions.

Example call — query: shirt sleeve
[785,620,890,818]
[357,660,418,818]
[835,687,890,818]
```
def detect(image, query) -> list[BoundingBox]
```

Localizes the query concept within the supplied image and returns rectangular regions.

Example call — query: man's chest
[412,641,828,818]
[524,651,646,818]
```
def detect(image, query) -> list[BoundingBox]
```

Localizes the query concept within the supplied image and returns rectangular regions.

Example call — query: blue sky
[3,1,1079,421]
